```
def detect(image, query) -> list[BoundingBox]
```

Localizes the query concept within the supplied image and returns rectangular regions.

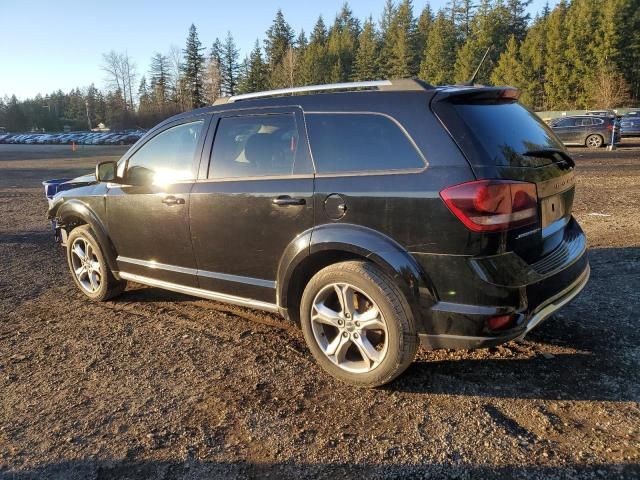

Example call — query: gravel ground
[0,142,639,479]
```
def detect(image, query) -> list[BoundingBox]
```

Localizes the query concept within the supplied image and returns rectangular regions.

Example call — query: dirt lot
[0,142,638,479]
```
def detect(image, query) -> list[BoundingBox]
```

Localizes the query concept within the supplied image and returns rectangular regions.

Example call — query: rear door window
[305,113,425,174]
[209,113,298,178]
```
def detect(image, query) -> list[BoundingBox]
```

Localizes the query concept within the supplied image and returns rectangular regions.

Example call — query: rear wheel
[300,261,418,387]
[586,134,603,148]
[66,225,125,301]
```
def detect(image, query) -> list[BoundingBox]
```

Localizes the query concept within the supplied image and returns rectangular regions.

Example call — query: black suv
[46,79,589,387]
[549,114,619,148]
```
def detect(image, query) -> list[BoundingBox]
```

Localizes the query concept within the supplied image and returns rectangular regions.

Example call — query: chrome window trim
[117,256,276,289]
[118,272,279,313]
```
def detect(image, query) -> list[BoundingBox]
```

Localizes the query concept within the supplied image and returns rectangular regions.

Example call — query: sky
[0,0,557,100]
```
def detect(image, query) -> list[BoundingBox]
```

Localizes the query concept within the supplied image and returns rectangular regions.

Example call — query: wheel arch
[277,224,437,328]
[56,200,119,275]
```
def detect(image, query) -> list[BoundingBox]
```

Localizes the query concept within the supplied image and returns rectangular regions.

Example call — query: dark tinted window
[553,118,574,127]
[210,114,298,178]
[439,102,566,167]
[305,113,425,174]
[126,120,203,184]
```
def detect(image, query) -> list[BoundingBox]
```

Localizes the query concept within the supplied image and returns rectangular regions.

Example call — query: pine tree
[137,76,153,115]
[419,10,458,84]
[204,39,223,103]
[182,24,206,108]
[490,35,525,89]
[264,9,295,88]
[454,0,509,84]
[300,16,329,85]
[416,3,434,52]
[352,17,379,80]
[385,0,419,78]
[149,53,170,108]
[544,1,572,109]
[326,3,360,82]
[221,32,240,96]
[238,40,268,93]
[519,13,548,109]
[505,0,532,42]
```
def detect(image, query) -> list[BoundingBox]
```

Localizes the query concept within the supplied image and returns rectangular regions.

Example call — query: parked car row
[620,111,640,137]
[0,131,145,145]
[548,115,620,148]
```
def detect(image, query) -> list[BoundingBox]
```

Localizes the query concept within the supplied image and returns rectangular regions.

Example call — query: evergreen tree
[490,35,525,88]
[239,40,268,93]
[454,0,509,84]
[419,10,458,84]
[385,0,419,78]
[353,17,379,81]
[416,3,434,52]
[505,0,532,42]
[300,16,329,85]
[221,32,241,96]
[264,9,295,88]
[544,1,572,109]
[326,3,360,82]
[519,13,548,109]
[182,24,206,108]
[149,53,170,108]
[204,39,223,103]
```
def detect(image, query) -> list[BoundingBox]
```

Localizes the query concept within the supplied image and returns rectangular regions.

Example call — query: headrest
[244,133,277,166]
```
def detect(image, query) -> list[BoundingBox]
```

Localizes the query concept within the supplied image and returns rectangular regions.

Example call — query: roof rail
[221,78,432,104]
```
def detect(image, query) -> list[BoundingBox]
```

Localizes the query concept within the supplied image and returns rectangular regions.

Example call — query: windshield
[434,100,567,167]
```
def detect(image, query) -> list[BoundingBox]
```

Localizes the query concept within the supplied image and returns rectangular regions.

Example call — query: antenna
[464,46,492,86]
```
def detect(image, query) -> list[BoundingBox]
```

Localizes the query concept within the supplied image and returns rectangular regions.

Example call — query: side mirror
[96,161,118,183]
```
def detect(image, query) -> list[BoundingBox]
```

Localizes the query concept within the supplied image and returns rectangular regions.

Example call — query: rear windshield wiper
[522,148,574,167]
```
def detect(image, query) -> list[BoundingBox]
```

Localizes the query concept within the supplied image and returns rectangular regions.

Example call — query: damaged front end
[43,174,97,243]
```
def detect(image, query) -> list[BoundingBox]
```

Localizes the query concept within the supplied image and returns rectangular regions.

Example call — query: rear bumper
[419,263,589,349]
[415,218,590,350]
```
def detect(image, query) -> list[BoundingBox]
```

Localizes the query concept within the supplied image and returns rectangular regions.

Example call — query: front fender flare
[55,199,119,275]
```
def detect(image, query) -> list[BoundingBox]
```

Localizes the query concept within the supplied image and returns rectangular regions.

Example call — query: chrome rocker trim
[118,272,280,313]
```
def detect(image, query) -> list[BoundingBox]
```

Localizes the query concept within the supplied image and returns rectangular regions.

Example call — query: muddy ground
[0,142,638,479]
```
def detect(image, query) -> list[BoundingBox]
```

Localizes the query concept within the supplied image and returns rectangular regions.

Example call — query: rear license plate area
[541,193,567,227]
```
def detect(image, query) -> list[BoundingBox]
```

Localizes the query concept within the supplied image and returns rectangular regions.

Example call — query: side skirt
[119,271,280,313]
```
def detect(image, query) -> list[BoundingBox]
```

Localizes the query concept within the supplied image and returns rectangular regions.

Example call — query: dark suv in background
[46,79,589,387]
[549,114,619,148]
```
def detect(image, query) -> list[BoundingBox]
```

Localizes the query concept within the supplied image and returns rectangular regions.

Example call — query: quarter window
[305,113,425,174]
[209,114,298,178]
[125,120,203,185]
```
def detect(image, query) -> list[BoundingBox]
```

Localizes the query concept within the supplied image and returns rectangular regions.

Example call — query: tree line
[1,0,639,132]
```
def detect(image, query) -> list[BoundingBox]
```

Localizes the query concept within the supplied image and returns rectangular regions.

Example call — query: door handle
[162,195,185,206]
[272,195,306,206]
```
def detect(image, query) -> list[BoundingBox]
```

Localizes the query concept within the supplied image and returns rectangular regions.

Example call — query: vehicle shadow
[2,458,638,480]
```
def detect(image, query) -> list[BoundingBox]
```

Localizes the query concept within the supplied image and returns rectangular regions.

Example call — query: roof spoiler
[434,86,521,103]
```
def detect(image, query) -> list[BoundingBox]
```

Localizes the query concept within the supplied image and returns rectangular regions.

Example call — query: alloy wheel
[70,237,102,293]
[310,282,388,373]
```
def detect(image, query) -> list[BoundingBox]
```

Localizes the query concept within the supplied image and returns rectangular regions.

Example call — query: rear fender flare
[277,223,437,328]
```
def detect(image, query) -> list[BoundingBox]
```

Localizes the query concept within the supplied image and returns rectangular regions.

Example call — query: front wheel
[66,225,125,301]
[586,134,603,149]
[300,261,418,387]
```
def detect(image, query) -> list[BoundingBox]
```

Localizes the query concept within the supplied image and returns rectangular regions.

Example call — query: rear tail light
[440,180,538,232]
[488,314,515,331]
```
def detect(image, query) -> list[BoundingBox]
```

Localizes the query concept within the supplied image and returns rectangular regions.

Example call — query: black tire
[586,134,603,149]
[300,260,418,387]
[66,225,126,301]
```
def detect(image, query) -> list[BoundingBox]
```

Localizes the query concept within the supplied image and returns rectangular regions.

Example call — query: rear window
[435,101,566,167]
[305,113,425,174]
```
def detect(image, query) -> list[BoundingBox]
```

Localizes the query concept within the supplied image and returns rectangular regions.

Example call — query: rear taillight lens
[440,180,539,232]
